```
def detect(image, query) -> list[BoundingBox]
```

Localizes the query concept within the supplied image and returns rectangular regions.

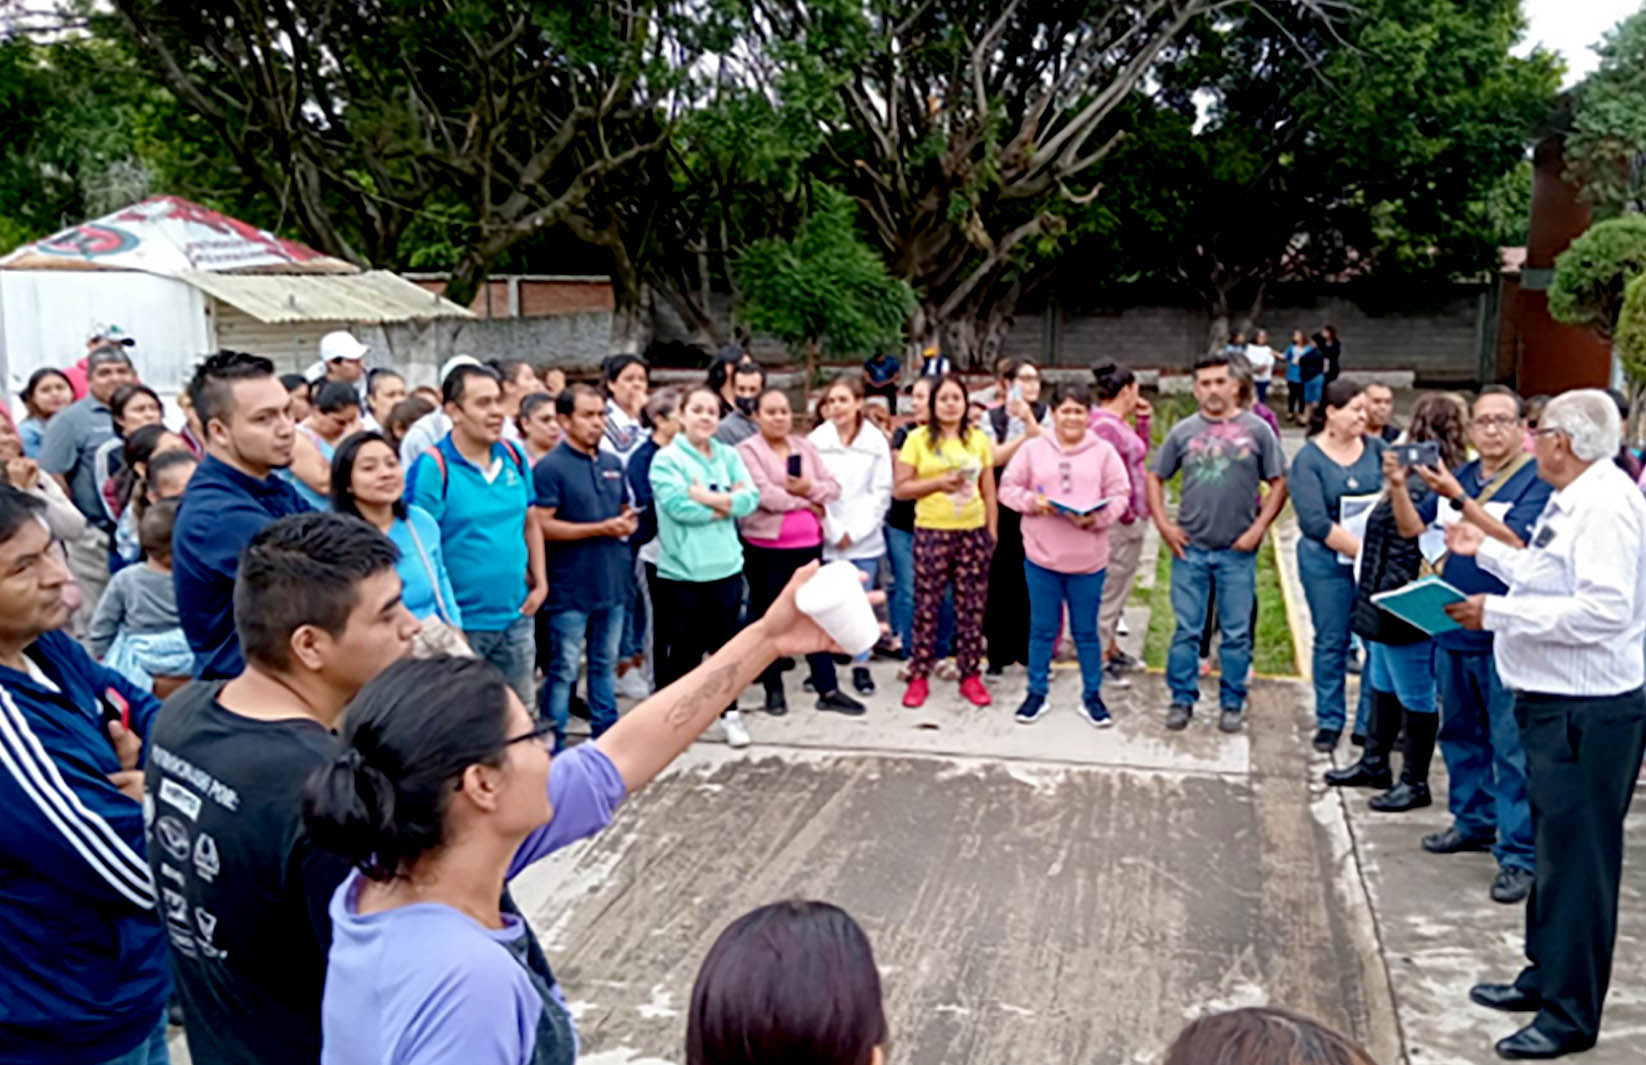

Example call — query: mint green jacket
[648,436,760,582]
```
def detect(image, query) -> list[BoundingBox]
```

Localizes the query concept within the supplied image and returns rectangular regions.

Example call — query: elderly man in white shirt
[1442,388,1646,1062]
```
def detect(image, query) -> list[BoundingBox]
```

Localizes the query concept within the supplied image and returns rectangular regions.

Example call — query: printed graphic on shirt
[1182,422,1259,486]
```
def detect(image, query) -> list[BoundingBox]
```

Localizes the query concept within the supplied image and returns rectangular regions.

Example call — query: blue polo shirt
[407,435,531,632]
[174,454,312,679]
[534,440,630,613]
[1416,457,1552,654]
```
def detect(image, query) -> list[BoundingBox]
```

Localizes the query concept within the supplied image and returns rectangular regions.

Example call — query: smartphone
[787,454,803,477]
[1393,441,1440,468]
[1008,383,1023,404]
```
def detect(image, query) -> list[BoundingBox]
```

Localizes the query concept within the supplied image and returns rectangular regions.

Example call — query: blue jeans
[1166,545,1255,709]
[96,1013,168,1065]
[465,614,536,712]
[885,526,952,657]
[1024,560,1107,702]
[1437,647,1534,871]
[541,605,624,745]
[1297,539,1355,731]
[845,556,882,663]
[618,550,645,661]
[1365,639,1436,713]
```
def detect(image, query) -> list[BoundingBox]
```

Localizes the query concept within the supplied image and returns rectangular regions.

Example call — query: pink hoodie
[998,431,1130,574]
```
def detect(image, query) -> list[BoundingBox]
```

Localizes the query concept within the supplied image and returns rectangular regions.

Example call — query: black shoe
[1324,759,1393,789]
[852,666,876,695]
[1218,706,1244,733]
[985,663,1006,677]
[1312,728,1341,752]
[568,693,591,721]
[1494,1024,1593,1060]
[802,677,816,693]
[1165,703,1193,731]
[1471,984,1541,1013]
[1345,647,1362,674]
[1015,693,1050,724]
[1350,731,1366,748]
[816,690,866,716]
[764,689,788,716]
[1369,780,1432,812]
[1423,826,1496,854]
[776,656,796,672]
[1491,866,1535,904]
[167,997,186,1027]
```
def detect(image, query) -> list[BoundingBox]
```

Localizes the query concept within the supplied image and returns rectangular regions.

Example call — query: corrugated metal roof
[177,269,474,324]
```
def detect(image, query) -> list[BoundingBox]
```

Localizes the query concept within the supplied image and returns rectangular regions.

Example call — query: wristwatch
[1448,495,1465,512]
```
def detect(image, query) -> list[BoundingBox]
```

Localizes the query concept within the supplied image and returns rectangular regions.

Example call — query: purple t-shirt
[320,744,626,1065]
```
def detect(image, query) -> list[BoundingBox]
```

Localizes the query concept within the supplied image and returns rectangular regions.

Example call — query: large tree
[1565,4,1646,219]
[106,0,695,304]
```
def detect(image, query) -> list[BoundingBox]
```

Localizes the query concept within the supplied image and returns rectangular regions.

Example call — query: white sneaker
[615,668,651,701]
[1117,617,1131,637]
[721,710,752,748]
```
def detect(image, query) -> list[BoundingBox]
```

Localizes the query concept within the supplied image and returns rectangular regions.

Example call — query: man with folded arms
[1443,388,1646,1061]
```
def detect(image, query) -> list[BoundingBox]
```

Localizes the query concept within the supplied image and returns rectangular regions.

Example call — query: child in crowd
[86,500,192,690]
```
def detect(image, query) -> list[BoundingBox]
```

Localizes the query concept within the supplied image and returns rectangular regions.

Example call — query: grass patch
[1140,537,1298,676]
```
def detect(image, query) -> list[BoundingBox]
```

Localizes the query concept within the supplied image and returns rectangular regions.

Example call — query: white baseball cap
[319,330,369,362]
[438,354,482,385]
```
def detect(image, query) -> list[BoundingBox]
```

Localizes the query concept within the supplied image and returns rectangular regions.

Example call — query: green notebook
[1370,575,1469,636]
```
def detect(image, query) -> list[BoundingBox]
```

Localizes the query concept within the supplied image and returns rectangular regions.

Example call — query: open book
[1048,498,1110,519]
[1370,575,1469,636]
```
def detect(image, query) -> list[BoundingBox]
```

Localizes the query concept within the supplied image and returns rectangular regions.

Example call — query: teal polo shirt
[407,434,531,632]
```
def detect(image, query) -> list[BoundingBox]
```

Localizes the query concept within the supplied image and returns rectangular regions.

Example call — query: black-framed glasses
[503,724,556,752]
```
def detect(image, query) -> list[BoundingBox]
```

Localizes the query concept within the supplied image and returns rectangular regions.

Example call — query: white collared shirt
[1479,459,1646,696]
[808,418,893,561]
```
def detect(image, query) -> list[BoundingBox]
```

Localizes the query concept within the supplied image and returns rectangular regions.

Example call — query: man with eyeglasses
[1392,386,1549,907]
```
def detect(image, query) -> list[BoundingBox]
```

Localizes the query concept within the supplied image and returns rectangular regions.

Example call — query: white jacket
[808,418,893,561]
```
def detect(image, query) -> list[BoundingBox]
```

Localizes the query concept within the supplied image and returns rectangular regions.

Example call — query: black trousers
[651,572,742,714]
[1512,687,1646,1043]
[743,542,838,695]
[984,504,1028,668]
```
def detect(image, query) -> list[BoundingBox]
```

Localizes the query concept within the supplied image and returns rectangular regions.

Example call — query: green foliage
[1567,6,1646,217]
[1616,273,1646,384]
[733,186,915,358]
[1548,215,1646,341]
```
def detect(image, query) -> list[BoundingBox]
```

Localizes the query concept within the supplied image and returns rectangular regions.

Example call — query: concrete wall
[359,309,616,388]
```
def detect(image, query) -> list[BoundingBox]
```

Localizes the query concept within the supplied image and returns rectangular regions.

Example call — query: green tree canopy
[1548,214,1646,342]
[1566,4,1646,218]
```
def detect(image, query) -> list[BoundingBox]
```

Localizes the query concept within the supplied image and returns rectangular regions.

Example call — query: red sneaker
[902,676,929,708]
[959,674,992,707]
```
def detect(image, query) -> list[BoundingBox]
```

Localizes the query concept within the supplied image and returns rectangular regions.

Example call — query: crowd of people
[1,322,1642,1064]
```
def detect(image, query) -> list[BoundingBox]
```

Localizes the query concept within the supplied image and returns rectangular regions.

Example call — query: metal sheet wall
[208,301,347,375]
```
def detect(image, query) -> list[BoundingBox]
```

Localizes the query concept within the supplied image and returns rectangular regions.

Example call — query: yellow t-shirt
[898,428,994,530]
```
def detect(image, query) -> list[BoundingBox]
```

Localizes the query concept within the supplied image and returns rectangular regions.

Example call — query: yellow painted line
[1272,528,1313,683]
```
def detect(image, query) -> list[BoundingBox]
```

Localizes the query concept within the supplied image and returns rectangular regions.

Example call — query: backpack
[420,438,529,499]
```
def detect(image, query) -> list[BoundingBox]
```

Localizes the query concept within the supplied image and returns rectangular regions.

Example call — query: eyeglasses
[1470,415,1519,429]
[1533,426,1566,439]
[503,724,556,753]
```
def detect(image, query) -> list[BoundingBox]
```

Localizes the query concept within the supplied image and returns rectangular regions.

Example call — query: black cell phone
[1393,441,1440,467]
[787,454,803,477]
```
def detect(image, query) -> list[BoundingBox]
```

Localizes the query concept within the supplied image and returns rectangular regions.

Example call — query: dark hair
[114,424,177,512]
[313,379,363,415]
[21,368,73,417]
[1163,1007,1378,1065]
[385,396,435,449]
[603,353,649,387]
[1051,381,1094,409]
[818,376,866,435]
[189,350,277,428]
[110,383,161,433]
[280,372,310,395]
[486,358,531,385]
[86,344,134,373]
[443,364,501,406]
[555,383,604,417]
[706,351,756,393]
[145,449,198,502]
[0,484,46,545]
[138,498,178,561]
[1407,393,1470,470]
[732,362,768,388]
[1523,393,1550,428]
[331,431,407,522]
[1091,362,1137,401]
[1606,386,1631,421]
[367,368,405,397]
[1004,357,1036,382]
[302,657,515,881]
[686,900,886,1065]
[518,391,556,434]
[925,372,976,449]
[1474,384,1524,420]
[754,385,790,410]
[233,512,400,671]
[1192,353,1232,376]
[1306,377,1364,436]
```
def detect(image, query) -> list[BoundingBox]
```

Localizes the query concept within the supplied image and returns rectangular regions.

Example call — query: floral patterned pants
[909,526,993,679]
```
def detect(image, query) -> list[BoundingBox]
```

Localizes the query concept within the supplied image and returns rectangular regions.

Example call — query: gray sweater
[86,563,182,658]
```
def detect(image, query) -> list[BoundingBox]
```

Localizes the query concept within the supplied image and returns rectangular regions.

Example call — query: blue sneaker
[1083,696,1114,729]
[1014,693,1049,724]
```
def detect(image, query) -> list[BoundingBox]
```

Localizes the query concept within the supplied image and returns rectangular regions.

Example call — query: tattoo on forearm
[663,660,743,734]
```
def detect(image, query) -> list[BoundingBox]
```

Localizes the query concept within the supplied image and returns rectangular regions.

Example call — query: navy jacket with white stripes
[0,629,169,1065]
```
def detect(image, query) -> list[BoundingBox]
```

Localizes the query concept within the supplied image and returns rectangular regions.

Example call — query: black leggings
[1286,383,1305,417]
[744,542,838,695]
[651,572,742,713]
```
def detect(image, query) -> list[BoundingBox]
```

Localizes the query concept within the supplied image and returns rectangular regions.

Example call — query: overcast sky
[1521,0,1639,84]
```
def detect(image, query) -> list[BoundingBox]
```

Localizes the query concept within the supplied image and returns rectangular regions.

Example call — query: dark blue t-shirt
[533,441,630,613]
[1416,456,1552,653]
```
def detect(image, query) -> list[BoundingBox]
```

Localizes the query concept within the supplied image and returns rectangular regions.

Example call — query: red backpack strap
[502,439,528,478]
[422,447,449,498]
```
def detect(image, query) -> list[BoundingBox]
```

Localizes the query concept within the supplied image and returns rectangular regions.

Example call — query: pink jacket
[735,432,841,542]
[998,431,1130,574]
